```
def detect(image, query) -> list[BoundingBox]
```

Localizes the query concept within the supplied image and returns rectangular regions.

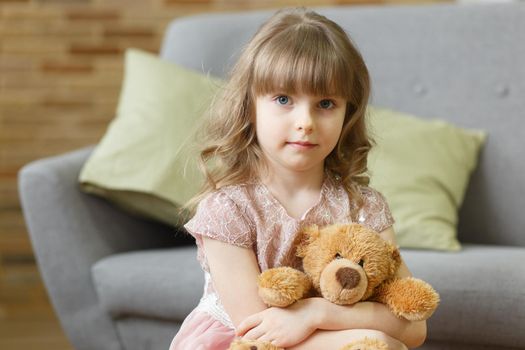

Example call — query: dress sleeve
[356,187,395,233]
[184,189,255,271]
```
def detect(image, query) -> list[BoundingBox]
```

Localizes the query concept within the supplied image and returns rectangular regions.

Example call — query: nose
[336,267,361,290]
[295,105,314,134]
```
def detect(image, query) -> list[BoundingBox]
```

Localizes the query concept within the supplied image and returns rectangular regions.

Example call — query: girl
[170,7,426,350]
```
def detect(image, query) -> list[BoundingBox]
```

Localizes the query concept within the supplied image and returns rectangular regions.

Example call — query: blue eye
[319,99,334,109]
[276,96,289,105]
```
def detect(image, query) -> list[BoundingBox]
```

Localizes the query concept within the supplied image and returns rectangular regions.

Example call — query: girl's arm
[313,299,426,348]
[205,237,322,346]
[312,226,427,348]
[202,237,268,326]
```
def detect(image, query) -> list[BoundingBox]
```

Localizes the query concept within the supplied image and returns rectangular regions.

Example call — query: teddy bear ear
[296,224,320,258]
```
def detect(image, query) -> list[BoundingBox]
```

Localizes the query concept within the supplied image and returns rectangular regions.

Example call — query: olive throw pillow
[366,106,487,251]
[79,48,222,226]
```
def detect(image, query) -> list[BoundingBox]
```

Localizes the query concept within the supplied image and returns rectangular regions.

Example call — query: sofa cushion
[402,244,525,349]
[91,247,204,321]
[93,244,525,349]
[115,317,181,350]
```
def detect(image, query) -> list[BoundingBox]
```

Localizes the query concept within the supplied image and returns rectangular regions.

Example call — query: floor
[0,263,74,349]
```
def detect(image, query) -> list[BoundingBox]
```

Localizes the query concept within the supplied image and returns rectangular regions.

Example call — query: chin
[280,159,323,172]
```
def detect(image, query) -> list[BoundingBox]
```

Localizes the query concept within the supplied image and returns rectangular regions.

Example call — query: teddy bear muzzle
[336,267,361,289]
[319,259,368,305]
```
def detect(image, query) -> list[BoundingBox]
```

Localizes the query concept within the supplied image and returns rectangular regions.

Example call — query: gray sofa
[18,3,525,350]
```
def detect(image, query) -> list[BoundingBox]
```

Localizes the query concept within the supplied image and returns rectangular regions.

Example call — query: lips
[286,141,318,149]
[288,141,317,146]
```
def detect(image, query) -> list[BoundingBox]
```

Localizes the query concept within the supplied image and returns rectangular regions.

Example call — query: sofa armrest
[18,146,182,350]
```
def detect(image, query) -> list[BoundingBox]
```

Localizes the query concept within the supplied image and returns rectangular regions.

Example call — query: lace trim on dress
[194,273,235,330]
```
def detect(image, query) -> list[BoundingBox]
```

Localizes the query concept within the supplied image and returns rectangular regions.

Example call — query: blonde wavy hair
[182,7,374,221]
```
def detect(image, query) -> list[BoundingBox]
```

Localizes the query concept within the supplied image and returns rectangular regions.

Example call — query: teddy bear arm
[257,267,313,307]
[371,277,440,321]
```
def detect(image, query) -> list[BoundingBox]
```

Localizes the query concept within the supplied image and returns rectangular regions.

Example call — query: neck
[259,165,325,198]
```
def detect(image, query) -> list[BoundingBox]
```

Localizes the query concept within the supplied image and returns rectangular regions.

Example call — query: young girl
[170,7,426,350]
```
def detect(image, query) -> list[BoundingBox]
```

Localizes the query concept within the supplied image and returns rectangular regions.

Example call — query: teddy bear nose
[336,267,361,289]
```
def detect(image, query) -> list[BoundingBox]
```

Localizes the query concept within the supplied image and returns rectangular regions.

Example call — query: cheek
[255,118,273,137]
[256,112,287,141]
[334,113,346,135]
[323,119,345,147]
[255,119,284,149]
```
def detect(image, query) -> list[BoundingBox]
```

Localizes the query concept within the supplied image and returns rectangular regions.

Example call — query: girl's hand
[235,298,323,348]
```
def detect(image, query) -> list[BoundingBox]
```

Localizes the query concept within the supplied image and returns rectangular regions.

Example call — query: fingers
[257,333,277,345]
[236,314,261,336]
[243,327,267,341]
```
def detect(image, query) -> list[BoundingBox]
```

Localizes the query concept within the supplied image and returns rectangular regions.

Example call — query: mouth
[287,141,318,148]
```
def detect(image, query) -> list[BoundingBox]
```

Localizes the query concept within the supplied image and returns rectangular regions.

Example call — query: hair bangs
[251,26,353,99]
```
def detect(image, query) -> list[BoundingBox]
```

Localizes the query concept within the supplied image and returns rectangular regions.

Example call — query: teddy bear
[228,223,440,350]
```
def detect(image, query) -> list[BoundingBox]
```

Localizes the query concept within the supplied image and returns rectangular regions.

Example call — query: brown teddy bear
[229,223,440,350]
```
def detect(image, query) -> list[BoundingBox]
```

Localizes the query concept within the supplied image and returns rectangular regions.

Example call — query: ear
[296,224,320,258]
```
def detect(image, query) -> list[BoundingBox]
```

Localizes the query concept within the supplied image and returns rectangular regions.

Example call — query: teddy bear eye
[358,259,365,267]
[335,253,343,259]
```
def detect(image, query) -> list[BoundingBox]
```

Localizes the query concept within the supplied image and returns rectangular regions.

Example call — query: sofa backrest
[160,3,525,247]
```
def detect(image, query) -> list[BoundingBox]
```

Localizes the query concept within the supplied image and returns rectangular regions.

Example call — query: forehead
[250,25,354,100]
[251,61,350,100]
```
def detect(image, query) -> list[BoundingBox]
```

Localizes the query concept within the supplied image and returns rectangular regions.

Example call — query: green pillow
[366,106,487,251]
[79,48,222,226]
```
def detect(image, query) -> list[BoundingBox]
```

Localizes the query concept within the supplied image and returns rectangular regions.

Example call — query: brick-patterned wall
[0,0,450,270]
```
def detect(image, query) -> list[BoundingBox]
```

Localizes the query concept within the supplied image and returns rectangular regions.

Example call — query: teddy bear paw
[385,277,440,321]
[339,337,389,350]
[257,267,312,307]
[228,338,282,350]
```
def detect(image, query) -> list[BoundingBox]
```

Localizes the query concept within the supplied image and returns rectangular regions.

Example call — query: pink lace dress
[169,176,395,350]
